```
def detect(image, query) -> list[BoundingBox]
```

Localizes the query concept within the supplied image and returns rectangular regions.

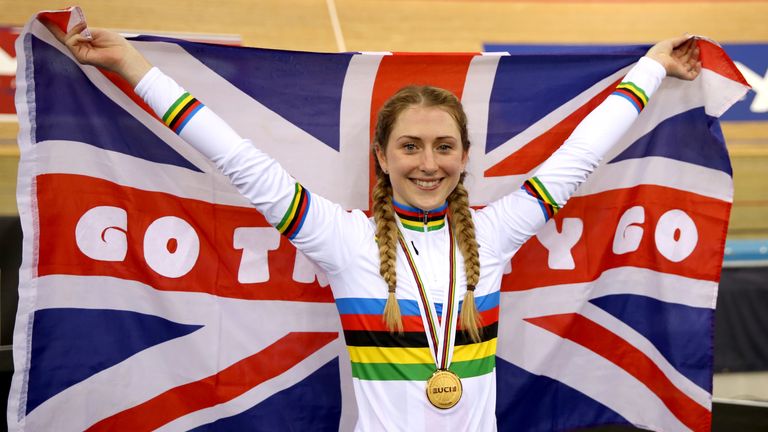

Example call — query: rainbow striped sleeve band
[521,177,560,221]
[612,81,649,114]
[162,92,205,134]
[276,182,311,240]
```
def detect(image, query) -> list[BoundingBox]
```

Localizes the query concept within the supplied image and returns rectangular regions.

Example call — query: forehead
[390,105,460,139]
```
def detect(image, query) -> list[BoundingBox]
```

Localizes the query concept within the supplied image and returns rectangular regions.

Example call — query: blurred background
[0,0,766,430]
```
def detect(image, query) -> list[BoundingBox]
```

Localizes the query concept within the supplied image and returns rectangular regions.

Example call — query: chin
[416,197,448,211]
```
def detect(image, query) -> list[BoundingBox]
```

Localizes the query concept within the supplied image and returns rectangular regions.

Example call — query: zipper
[423,210,429,232]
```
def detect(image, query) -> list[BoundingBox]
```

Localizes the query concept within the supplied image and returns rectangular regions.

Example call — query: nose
[420,149,438,174]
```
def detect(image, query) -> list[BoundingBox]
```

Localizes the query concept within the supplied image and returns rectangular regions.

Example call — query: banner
[10,14,748,432]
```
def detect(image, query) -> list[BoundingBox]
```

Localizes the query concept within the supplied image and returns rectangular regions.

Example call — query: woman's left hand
[646,35,702,81]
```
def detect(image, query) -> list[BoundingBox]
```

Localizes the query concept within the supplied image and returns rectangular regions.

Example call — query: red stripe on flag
[85,332,338,431]
[35,173,333,302]
[698,39,749,86]
[36,11,71,34]
[526,313,710,432]
[502,184,729,291]
[485,78,621,177]
[100,69,162,122]
[368,53,477,210]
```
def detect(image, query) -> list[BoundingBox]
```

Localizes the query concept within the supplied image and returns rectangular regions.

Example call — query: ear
[461,149,469,171]
[375,143,389,174]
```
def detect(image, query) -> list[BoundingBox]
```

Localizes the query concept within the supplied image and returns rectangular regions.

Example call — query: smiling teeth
[415,179,439,188]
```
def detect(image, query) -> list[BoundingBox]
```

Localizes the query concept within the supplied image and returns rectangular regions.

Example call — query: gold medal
[426,369,462,409]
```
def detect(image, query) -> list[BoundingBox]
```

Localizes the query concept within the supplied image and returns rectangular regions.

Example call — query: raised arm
[43,20,368,274]
[476,36,701,260]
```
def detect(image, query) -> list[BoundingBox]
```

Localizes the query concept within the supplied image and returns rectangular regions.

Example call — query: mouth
[411,178,442,190]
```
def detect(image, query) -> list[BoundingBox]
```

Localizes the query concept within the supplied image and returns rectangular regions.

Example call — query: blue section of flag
[134,36,352,151]
[609,107,733,175]
[26,308,202,414]
[485,52,639,153]
[31,36,201,172]
[484,44,650,56]
[495,357,631,431]
[190,359,341,431]
[590,294,714,392]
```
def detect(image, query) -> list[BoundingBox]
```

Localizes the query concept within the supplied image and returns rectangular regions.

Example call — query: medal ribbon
[397,223,458,370]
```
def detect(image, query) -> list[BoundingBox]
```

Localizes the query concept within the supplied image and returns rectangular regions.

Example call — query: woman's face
[376,105,468,211]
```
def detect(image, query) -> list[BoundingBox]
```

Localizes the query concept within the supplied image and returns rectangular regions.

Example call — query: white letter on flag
[75,206,128,262]
[144,216,200,278]
[655,209,698,263]
[537,218,583,270]
[613,206,645,255]
[233,227,280,283]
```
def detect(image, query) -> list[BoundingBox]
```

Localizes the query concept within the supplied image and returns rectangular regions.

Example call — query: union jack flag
[10,10,748,432]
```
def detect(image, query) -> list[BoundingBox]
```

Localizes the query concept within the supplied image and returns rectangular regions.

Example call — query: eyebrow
[397,135,457,141]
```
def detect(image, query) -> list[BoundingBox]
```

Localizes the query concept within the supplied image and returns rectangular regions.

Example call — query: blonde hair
[372,85,482,342]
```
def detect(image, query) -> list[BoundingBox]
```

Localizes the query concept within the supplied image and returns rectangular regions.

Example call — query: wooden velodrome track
[1,0,767,237]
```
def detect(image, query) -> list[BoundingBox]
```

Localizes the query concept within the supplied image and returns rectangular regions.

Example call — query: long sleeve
[134,68,370,274]
[475,56,667,260]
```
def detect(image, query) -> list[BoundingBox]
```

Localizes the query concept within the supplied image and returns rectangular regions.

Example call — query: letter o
[143,216,200,278]
[654,210,698,263]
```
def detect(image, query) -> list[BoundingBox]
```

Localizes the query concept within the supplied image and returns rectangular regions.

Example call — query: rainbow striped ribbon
[397,223,458,371]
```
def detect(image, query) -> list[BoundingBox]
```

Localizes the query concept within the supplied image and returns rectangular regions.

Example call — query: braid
[448,181,482,343]
[372,177,403,334]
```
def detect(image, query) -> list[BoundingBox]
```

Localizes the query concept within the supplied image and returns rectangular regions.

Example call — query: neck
[392,199,448,232]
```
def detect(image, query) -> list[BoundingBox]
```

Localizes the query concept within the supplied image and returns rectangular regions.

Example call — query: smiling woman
[41,14,704,431]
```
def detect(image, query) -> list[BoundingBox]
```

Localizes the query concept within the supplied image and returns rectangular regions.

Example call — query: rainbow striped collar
[392,199,448,232]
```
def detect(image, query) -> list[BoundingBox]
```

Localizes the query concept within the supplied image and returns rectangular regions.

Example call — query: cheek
[446,157,466,174]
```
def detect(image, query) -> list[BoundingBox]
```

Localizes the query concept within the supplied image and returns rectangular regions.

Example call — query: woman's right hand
[42,20,153,87]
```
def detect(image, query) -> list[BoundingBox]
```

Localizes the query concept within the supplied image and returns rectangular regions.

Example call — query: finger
[65,22,89,42]
[68,34,92,48]
[691,45,701,62]
[63,23,91,50]
[682,61,701,80]
[676,38,698,63]
[679,38,695,56]
[676,41,695,62]
[671,34,694,49]
[694,60,702,76]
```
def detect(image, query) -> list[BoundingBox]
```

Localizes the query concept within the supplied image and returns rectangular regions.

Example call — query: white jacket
[135,57,666,432]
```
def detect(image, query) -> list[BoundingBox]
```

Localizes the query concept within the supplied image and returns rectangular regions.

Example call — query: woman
[47,20,700,431]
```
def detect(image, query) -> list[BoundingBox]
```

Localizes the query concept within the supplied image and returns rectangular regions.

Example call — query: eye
[436,143,454,152]
[402,142,418,152]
